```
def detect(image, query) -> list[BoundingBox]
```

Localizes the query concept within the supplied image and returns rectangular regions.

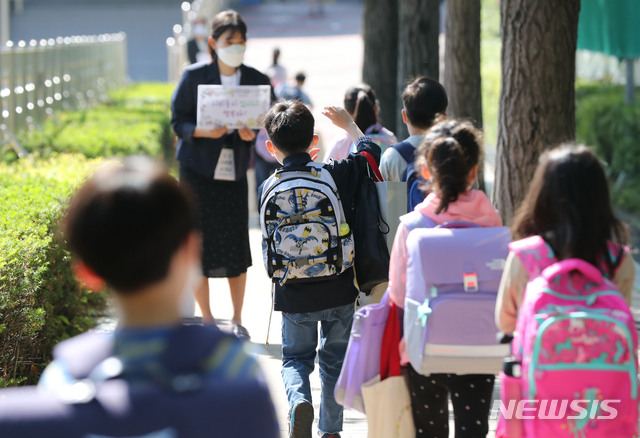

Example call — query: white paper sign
[197,85,271,129]
[213,148,236,181]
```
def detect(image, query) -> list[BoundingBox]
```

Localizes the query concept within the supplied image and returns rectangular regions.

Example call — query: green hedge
[0,82,176,386]
[17,108,168,158]
[0,154,107,386]
[12,82,176,164]
[108,82,175,107]
[575,82,640,214]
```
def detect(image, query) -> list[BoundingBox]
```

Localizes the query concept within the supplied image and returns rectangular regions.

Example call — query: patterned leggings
[407,366,495,438]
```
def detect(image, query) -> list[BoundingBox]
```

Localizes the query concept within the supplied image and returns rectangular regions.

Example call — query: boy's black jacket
[258,140,381,313]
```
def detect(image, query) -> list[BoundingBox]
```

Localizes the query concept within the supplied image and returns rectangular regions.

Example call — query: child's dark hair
[343,84,378,134]
[263,100,314,155]
[402,77,448,130]
[416,118,481,214]
[208,10,247,60]
[63,157,199,294]
[512,144,628,276]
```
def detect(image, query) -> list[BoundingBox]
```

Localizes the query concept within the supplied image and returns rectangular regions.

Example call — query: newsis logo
[491,399,620,420]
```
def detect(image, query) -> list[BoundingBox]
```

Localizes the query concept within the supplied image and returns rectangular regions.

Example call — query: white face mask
[216,44,246,68]
[193,24,207,37]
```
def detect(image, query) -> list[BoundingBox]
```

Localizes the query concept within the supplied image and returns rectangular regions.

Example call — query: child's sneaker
[289,401,313,438]
[320,434,341,438]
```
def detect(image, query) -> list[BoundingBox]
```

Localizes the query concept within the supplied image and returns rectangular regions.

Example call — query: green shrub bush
[13,82,176,164]
[19,108,167,157]
[0,82,176,386]
[575,83,640,214]
[108,82,175,108]
[0,154,108,386]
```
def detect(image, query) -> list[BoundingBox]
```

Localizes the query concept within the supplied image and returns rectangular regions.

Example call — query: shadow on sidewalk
[248,342,284,360]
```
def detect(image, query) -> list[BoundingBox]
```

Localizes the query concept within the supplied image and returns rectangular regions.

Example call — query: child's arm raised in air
[322,106,365,143]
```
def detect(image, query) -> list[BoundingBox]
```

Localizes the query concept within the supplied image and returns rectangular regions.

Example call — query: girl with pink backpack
[388,119,502,438]
[495,144,637,437]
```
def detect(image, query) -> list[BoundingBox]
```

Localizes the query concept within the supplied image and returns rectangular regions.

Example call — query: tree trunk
[493,0,580,224]
[362,0,398,134]
[396,0,440,140]
[444,0,484,191]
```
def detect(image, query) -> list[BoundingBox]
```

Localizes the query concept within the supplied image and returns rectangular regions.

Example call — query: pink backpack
[498,236,638,438]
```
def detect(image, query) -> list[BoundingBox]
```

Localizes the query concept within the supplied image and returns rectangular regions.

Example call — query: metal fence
[0,32,128,156]
[166,24,189,84]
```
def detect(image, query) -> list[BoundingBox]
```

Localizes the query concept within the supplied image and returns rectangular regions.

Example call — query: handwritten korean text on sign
[197,85,271,130]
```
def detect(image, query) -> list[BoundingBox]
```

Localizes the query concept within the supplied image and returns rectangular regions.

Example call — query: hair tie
[357,90,369,101]
[443,136,456,145]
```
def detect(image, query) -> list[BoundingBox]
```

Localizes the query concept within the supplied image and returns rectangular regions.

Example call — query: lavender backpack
[334,293,391,413]
[402,211,511,375]
[497,236,638,438]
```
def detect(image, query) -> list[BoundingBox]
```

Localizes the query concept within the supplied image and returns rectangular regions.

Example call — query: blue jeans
[281,302,354,435]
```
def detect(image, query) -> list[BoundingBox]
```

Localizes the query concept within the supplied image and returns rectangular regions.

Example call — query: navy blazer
[171,62,274,178]
[186,39,200,65]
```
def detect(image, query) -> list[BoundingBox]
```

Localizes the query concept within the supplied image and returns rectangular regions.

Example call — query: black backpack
[0,325,279,438]
[352,152,391,293]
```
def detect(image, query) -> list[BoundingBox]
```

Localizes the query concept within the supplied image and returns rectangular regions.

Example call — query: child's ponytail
[343,84,379,133]
[417,119,481,214]
[353,90,377,133]
[427,137,470,214]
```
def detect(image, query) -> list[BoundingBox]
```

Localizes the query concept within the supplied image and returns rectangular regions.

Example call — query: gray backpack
[260,162,354,285]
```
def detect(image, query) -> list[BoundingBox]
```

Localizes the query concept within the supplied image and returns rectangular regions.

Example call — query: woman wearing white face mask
[172,10,275,339]
[187,17,210,64]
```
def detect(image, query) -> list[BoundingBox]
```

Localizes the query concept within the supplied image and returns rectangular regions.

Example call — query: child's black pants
[407,365,495,438]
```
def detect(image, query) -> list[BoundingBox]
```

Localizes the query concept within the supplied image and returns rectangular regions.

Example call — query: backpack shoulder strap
[603,241,627,278]
[360,151,383,182]
[259,171,283,206]
[307,161,341,194]
[394,142,416,182]
[508,235,557,277]
[52,331,114,379]
[392,141,415,164]
[52,325,232,385]
[400,211,435,231]
[307,161,324,170]
[407,174,428,211]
